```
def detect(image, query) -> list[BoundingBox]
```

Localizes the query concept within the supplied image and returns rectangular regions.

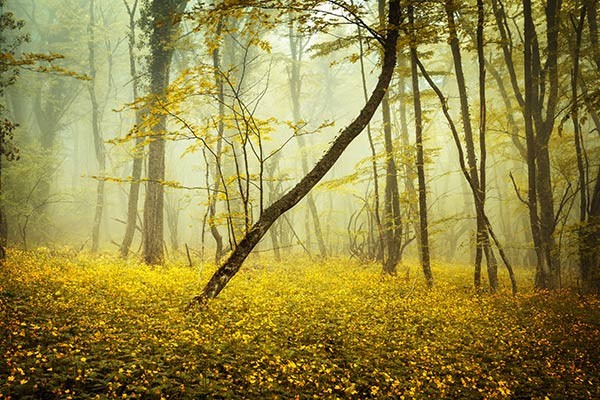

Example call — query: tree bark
[408,4,433,288]
[445,0,497,292]
[381,91,402,275]
[523,0,563,289]
[378,0,402,275]
[87,0,106,253]
[142,0,187,265]
[415,56,518,295]
[208,18,225,264]
[120,0,145,259]
[190,0,401,304]
[358,27,384,262]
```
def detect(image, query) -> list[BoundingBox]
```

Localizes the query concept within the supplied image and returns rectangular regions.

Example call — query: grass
[1,248,599,399]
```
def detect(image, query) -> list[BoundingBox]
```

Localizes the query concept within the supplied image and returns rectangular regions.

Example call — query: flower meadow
[1,249,599,399]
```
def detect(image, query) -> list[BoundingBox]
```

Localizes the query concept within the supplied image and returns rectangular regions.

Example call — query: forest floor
[1,249,599,399]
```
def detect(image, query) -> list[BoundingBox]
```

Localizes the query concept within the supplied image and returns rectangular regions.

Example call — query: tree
[120,0,145,258]
[491,0,564,289]
[523,0,562,289]
[378,0,402,275]
[0,0,25,259]
[287,14,328,259]
[87,0,107,252]
[142,0,188,265]
[189,0,401,304]
[443,0,498,292]
[407,3,434,288]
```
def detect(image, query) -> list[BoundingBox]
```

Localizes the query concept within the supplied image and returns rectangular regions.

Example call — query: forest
[1,0,599,398]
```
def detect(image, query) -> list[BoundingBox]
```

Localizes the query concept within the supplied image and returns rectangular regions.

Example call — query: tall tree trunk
[288,18,327,258]
[415,57,518,295]
[120,0,145,258]
[492,0,561,289]
[142,0,187,264]
[445,0,496,291]
[476,0,498,292]
[408,4,433,288]
[208,18,225,264]
[190,0,401,304]
[523,0,563,289]
[379,0,402,275]
[584,0,600,293]
[358,27,384,262]
[87,0,106,253]
[397,55,420,258]
[0,151,6,260]
[570,6,588,290]
[381,91,402,274]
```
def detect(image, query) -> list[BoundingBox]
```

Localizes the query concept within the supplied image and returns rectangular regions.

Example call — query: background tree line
[1,0,598,298]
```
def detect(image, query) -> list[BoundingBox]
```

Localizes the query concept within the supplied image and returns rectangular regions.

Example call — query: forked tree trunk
[523,0,562,289]
[189,0,401,304]
[445,0,497,292]
[415,57,517,295]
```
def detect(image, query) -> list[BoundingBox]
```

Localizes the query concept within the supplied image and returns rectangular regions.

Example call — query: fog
[2,0,598,285]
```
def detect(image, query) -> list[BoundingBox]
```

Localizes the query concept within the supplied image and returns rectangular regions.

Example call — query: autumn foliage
[1,250,599,399]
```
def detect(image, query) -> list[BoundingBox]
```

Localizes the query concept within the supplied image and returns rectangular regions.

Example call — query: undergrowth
[1,249,599,399]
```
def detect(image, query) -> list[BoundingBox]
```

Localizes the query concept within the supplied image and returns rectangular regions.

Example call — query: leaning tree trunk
[142,0,187,265]
[189,0,401,304]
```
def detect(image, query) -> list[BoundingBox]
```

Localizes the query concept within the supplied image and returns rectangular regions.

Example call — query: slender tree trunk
[208,19,225,264]
[408,5,433,288]
[87,0,106,253]
[288,19,327,258]
[445,0,497,291]
[381,92,402,274]
[379,0,402,275]
[120,0,145,258]
[358,27,384,261]
[569,6,590,290]
[523,0,545,286]
[266,155,282,262]
[190,0,401,304]
[0,156,6,260]
[415,57,518,295]
[143,0,187,264]
[523,0,562,289]
[397,55,420,258]
[476,0,498,292]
